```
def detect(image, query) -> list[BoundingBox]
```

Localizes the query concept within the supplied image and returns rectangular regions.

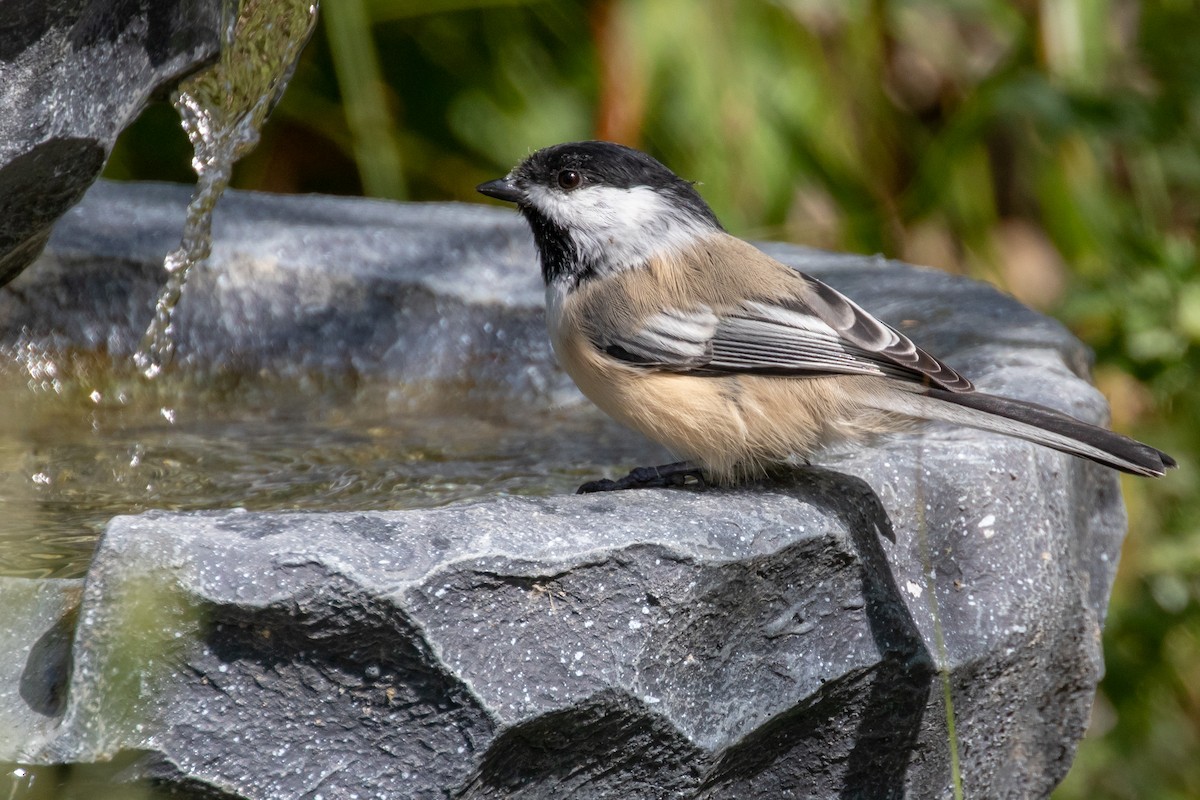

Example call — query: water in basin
[0,353,659,580]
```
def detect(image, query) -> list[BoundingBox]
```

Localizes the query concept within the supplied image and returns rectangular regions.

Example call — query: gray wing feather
[601,307,715,367]
[801,278,972,391]
[597,277,973,392]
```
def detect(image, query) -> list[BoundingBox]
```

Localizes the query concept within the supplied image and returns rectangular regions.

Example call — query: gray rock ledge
[14,456,1123,799]
[0,182,1126,799]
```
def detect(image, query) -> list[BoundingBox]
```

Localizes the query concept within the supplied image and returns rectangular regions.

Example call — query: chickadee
[478,141,1175,492]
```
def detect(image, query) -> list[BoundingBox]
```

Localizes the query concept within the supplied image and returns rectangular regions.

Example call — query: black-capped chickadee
[478,141,1175,492]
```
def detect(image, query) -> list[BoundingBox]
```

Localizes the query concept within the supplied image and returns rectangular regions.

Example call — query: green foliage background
[106,1,1199,796]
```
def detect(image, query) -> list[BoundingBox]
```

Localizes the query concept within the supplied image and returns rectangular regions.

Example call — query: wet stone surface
[0,182,1125,798]
[0,0,223,286]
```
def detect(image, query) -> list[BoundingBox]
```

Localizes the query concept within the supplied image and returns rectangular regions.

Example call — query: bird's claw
[576,461,705,493]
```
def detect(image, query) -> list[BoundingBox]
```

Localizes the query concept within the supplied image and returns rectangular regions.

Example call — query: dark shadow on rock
[183,573,497,798]
[699,666,878,797]
[453,690,706,799]
[19,601,78,718]
[201,578,493,725]
[773,467,935,799]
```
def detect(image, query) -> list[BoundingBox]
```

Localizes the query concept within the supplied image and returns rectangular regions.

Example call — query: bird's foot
[576,461,705,494]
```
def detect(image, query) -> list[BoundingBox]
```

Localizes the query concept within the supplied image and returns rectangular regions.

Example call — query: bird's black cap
[476,141,721,229]
[517,141,685,191]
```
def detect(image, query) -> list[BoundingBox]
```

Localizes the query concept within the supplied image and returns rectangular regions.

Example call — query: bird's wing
[596,276,974,392]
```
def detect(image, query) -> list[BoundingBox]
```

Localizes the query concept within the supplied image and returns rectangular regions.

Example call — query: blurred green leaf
[323,0,407,198]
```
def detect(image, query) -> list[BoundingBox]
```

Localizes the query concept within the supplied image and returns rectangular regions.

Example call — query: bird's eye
[557,169,582,191]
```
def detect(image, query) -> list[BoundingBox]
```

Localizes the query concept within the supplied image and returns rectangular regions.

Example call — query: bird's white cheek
[526,184,708,272]
[524,184,599,230]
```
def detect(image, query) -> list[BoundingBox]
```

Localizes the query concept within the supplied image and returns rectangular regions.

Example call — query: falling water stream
[133,0,320,379]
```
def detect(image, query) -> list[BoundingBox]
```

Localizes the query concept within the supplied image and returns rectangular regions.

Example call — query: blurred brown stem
[591,0,646,145]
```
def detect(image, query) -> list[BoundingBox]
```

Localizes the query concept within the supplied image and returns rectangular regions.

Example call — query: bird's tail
[872,386,1175,477]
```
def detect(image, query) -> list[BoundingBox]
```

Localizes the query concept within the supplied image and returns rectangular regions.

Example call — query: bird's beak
[476,177,522,203]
